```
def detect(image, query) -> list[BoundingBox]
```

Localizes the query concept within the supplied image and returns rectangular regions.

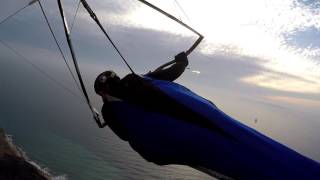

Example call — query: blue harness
[110,77,320,180]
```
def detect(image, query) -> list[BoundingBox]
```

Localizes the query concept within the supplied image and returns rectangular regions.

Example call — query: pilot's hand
[174,52,188,63]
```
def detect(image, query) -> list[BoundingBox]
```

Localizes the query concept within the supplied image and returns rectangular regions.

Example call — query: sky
[0,0,320,163]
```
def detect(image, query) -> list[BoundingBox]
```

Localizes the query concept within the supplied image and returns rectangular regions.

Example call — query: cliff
[0,128,51,180]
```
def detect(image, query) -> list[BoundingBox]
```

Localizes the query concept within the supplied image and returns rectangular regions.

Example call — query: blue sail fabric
[110,77,320,180]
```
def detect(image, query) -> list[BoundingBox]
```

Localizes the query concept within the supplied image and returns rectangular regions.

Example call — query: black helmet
[94,70,120,96]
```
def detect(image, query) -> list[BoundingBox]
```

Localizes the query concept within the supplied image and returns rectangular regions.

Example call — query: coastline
[0,128,52,180]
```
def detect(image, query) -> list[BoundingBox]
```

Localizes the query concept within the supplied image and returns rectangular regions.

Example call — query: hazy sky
[0,0,320,162]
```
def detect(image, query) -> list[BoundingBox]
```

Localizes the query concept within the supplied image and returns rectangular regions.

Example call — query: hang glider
[0,0,203,126]
[1,1,319,180]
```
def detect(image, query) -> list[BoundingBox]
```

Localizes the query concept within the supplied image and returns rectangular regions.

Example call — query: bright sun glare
[119,0,320,94]
[87,0,320,94]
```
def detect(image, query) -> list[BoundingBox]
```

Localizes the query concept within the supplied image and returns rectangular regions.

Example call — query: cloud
[284,27,320,59]
[265,95,320,109]
[242,71,320,94]
[2,0,320,97]
[296,0,320,11]
[178,0,320,95]
[285,27,320,48]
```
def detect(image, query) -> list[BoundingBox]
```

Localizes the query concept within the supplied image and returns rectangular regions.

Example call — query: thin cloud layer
[73,0,320,94]
[2,0,319,96]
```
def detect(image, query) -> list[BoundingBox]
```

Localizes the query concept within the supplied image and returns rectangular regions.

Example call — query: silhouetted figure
[145,52,188,82]
[94,52,320,180]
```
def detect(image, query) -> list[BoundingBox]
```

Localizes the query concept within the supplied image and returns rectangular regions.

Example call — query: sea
[0,110,214,180]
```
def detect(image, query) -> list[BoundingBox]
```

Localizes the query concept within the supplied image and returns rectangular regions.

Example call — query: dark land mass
[0,128,51,180]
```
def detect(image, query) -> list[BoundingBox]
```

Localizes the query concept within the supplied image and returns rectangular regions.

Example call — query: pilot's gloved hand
[174,52,188,63]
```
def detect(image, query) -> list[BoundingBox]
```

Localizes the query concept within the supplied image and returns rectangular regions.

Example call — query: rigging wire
[0,0,85,102]
[38,0,84,100]
[70,0,81,32]
[0,39,84,101]
[173,0,192,24]
[57,0,102,124]
[80,0,203,77]
[136,0,203,56]
[0,0,101,125]
[171,1,182,21]
[80,0,136,75]
[0,4,30,26]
